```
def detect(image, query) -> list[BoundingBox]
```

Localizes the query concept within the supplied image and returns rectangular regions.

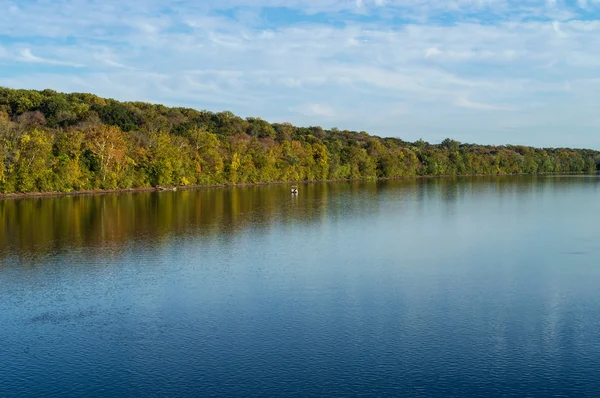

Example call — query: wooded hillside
[0,87,598,194]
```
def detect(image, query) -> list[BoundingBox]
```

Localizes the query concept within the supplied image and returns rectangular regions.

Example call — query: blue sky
[1,0,600,148]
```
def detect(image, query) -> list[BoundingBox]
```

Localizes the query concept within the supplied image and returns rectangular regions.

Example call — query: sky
[0,0,599,148]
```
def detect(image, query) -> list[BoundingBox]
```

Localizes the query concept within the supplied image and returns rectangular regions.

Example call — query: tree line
[0,87,598,194]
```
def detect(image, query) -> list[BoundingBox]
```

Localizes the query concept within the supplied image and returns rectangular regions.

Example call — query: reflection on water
[2,175,600,397]
[3,175,599,263]
[1,181,378,262]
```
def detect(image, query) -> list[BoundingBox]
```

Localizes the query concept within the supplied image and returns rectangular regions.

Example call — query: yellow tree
[313,143,329,180]
[86,125,127,188]
[0,147,5,188]
[189,128,224,184]
[15,128,53,192]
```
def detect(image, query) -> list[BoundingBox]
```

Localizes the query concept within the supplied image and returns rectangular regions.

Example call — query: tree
[53,129,87,191]
[441,138,460,151]
[1,86,600,195]
[273,123,295,142]
[85,125,127,188]
[14,128,53,192]
[146,132,189,187]
[247,117,276,139]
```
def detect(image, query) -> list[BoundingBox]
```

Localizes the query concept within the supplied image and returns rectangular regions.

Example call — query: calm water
[2,176,600,397]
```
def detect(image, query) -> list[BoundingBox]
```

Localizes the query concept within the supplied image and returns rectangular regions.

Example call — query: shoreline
[0,172,594,201]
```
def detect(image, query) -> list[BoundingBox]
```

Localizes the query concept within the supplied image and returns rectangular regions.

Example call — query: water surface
[2,176,600,397]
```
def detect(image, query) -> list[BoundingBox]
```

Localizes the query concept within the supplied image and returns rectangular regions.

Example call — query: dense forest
[0,87,598,194]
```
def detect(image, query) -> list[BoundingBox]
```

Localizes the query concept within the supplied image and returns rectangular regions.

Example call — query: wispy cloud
[93,50,137,70]
[455,97,516,111]
[18,49,85,68]
[291,103,336,118]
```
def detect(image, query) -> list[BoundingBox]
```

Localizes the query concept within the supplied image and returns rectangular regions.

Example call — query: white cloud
[552,21,567,37]
[425,47,442,58]
[2,0,600,147]
[93,49,137,70]
[455,97,516,111]
[291,103,336,118]
[18,49,85,67]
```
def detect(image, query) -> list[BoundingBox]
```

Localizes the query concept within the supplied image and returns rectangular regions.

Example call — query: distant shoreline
[0,172,593,201]
[2,88,599,198]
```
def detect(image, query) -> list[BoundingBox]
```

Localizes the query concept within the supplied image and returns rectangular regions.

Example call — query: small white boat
[290,186,298,194]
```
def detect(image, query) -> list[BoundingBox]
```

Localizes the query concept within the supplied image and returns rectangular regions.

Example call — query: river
[2,176,600,397]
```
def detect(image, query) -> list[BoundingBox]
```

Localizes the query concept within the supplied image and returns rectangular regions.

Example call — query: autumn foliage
[0,87,598,194]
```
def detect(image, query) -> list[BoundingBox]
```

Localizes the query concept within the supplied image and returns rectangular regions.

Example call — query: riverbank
[2,87,599,198]
[0,172,593,201]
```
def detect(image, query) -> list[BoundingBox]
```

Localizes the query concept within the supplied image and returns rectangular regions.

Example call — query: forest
[0,87,598,194]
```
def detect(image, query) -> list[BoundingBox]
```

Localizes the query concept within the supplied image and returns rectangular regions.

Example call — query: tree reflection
[1,176,598,264]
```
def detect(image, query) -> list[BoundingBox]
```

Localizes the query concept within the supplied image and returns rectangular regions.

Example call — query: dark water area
[2,176,600,397]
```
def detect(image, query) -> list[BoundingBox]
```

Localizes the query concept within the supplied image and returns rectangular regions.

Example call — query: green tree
[1,86,600,195]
